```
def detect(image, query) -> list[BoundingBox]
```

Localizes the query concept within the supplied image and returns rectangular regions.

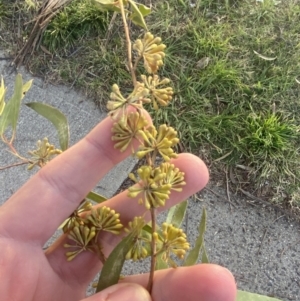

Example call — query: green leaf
[22,79,33,95]
[128,0,148,29]
[0,74,32,137]
[155,252,169,270]
[184,207,207,266]
[86,191,107,203]
[237,290,282,301]
[166,200,188,228]
[93,0,121,12]
[26,102,69,151]
[136,3,151,17]
[96,231,137,292]
[201,243,209,263]
[0,77,6,116]
[142,223,153,234]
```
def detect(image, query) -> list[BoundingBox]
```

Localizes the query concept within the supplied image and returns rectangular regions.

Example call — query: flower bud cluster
[111,112,148,152]
[125,217,150,261]
[159,223,190,264]
[107,82,150,118]
[128,165,172,209]
[87,206,123,235]
[28,137,62,170]
[141,75,173,110]
[64,224,96,261]
[133,32,166,74]
[137,124,179,161]
[64,205,123,261]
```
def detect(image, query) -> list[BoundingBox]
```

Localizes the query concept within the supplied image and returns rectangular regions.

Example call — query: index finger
[0,115,138,245]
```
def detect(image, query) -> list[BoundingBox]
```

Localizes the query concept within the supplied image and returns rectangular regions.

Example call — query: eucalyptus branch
[2,139,30,162]
[119,0,137,86]
[2,134,18,155]
[93,242,106,265]
[0,161,29,170]
[147,207,157,293]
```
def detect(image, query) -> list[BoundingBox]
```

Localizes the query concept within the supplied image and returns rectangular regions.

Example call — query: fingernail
[105,284,150,301]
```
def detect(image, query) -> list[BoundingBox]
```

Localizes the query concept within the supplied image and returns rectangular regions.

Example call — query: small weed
[240,112,298,159]
[237,111,300,184]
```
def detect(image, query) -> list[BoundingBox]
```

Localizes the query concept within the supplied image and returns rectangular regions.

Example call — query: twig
[225,168,235,207]
[104,12,118,47]
[239,188,271,204]
[147,207,157,294]
[119,0,137,86]
[69,64,85,90]
[67,46,83,57]
[280,238,300,259]
[0,161,28,170]
[133,55,142,73]
[256,216,288,256]
[204,187,228,203]
[256,227,268,255]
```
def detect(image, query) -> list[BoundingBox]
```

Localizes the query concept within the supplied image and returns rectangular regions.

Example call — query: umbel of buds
[27,137,62,170]
[64,206,123,261]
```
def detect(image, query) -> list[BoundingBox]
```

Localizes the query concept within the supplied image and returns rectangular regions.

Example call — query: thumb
[81,283,151,301]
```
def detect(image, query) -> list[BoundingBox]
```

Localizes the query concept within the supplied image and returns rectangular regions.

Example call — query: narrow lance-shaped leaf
[184,207,207,266]
[253,50,277,61]
[96,230,137,292]
[237,290,282,301]
[22,79,33,95]
[128,0,149,29]
[166,200,188,228]
[0,77,6,116]
[0,74,33,137]
[201,243,209,263]
[86,191,107,204]
[26,102,69,151]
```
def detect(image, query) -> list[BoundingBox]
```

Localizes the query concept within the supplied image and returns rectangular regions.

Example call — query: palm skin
[0,115,236,301]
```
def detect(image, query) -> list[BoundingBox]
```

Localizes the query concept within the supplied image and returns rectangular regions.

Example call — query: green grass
[0,0,9,25]
[1,0,300,207]
[148,0,300,205]
[42,0,109,53]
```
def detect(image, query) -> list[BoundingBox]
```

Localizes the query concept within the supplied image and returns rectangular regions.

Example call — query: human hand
[0,114,236,301]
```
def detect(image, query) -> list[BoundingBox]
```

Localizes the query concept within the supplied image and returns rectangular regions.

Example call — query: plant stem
[119,0,137,86]
[93,238,106,265]
[133,56,142,73]
[147,207,157,293]
[151,150,158,168]
[0,161,28,170]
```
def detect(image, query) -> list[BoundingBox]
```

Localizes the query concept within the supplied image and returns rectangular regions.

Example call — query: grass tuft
[42,0,109,53]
